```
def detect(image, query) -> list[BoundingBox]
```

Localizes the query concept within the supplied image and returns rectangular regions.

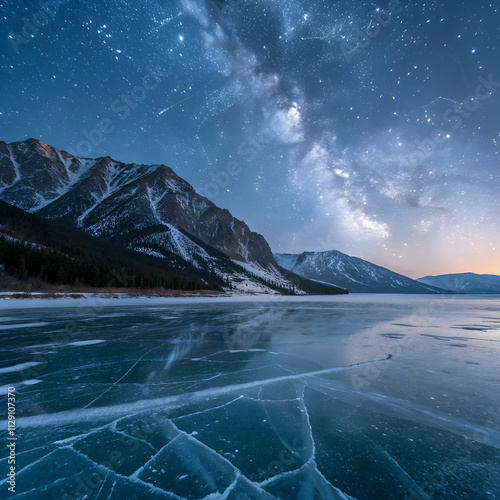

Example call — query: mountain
[417,273,500,294]
[0,199,216,291]
[0,138,272,266]
[0,138,345,295]
[274,250,452,294]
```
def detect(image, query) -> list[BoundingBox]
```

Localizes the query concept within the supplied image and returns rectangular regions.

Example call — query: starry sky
[1,0,499,278]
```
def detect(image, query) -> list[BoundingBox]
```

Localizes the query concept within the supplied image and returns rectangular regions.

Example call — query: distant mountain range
[275,250,452,294]
[0,138,344,295]
[418,273,500,294]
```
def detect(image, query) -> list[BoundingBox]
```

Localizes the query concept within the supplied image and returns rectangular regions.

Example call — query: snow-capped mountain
[0,139,273,267]
[417,273,500,294]
[0,139,344,294]
[275,250,451,294]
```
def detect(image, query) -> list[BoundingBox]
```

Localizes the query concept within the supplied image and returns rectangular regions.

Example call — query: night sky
[1,0,499,277]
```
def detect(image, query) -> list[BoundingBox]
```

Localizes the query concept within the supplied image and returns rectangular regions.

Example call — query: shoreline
[0,290,226,300]
[0,291,354,310]
[0,292,495,311]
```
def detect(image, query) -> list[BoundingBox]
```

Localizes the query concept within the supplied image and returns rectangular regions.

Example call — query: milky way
[1,0,499,276]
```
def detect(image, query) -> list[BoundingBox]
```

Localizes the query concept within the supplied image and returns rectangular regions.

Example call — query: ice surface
[66,340,106,347]
[0,295,499,499]
[0,361,45,374]
[0,322,49,330]
[0,379,42,395]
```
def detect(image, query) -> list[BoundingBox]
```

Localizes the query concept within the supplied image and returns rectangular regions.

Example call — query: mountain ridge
[0,138,274,268]
[418,273,500,294]
[275,250,453,294]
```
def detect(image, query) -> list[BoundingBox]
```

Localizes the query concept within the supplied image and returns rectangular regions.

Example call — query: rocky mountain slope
[0,199,215,291]
[0,138,273,266]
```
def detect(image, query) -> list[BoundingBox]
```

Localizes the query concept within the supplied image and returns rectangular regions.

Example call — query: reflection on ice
[0,296,499,499]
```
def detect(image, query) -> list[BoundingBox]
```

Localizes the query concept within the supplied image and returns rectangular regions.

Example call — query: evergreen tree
[19,254,26,279]
[89,265,100,287]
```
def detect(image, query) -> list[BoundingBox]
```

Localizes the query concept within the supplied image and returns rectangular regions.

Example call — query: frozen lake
[1,294,499,499]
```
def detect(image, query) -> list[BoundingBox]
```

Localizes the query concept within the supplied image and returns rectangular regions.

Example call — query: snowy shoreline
[0,291,356,309]
[0,292,491,310]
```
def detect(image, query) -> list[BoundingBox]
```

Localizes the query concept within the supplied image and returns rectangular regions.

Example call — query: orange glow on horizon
[361,247,500,280]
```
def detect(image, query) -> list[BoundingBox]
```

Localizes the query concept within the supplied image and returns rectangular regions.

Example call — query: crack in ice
[84,345,162,409]
[15,357,390,428]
